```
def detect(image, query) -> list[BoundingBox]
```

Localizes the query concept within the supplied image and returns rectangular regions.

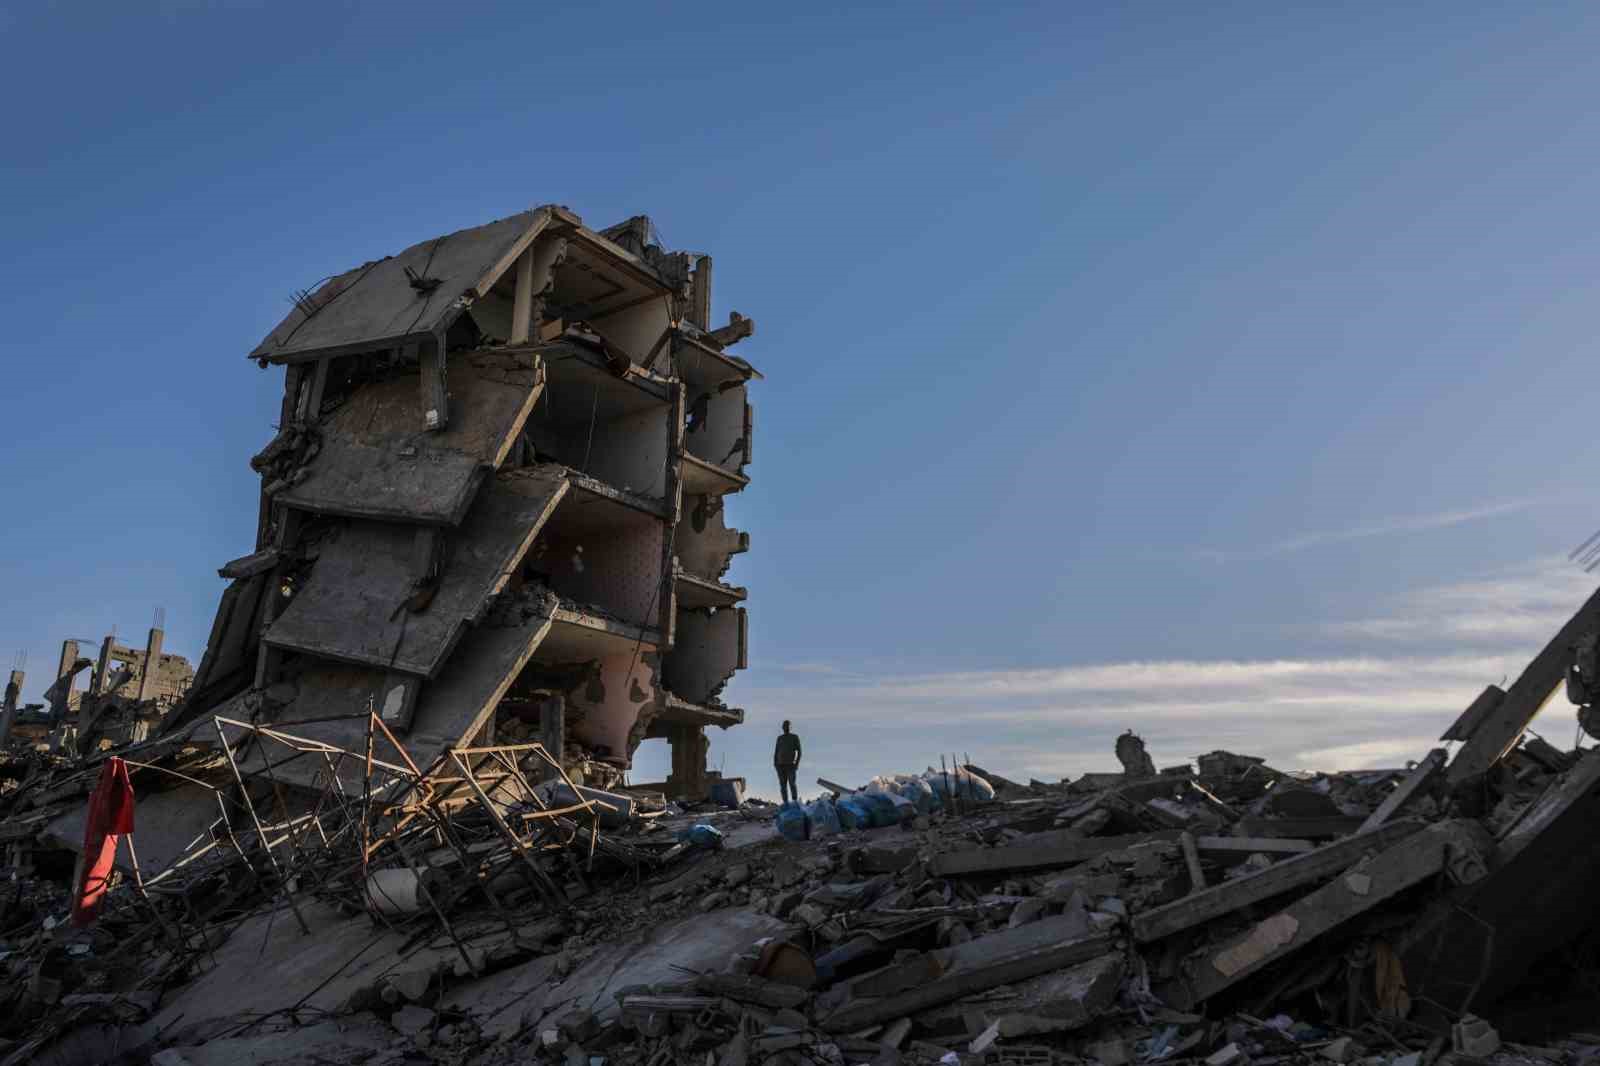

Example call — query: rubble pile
[5,683,1600,1065]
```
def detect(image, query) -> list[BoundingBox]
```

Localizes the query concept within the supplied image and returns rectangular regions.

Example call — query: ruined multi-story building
[0,620,193,752]
[166,207,757,798]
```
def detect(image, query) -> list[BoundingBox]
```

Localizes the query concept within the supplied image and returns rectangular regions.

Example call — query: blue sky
[3,3,1599,793]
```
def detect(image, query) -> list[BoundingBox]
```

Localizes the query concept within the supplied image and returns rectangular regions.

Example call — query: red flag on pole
[70,756,136,927]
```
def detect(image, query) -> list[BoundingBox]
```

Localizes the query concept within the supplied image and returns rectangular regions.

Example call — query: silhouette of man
[774,720,801,805]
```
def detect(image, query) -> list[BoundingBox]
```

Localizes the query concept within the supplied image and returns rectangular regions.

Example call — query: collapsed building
[0,620,192,753]
[164,206,759,799]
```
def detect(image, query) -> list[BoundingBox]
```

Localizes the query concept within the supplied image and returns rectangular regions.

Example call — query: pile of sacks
[776,766,997,842]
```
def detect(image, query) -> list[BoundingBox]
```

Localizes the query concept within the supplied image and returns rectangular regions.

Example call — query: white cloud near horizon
[1199,496,1553,562]
[731,556,1595,790]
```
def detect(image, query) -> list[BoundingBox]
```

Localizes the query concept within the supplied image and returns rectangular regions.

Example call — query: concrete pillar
[0,669,22,748]
[90,635,116,696]
[666,725,709,801]
[50,640,80,721]
[539,693,565,783]
[135,627,165,703]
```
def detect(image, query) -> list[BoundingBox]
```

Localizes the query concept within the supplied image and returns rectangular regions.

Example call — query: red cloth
[70,757,136,927]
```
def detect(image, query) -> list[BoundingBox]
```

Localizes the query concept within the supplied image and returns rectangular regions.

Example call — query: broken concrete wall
[663,607,747,706]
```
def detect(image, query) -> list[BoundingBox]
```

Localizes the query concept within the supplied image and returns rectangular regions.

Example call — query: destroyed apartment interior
[9,201,1600,1066]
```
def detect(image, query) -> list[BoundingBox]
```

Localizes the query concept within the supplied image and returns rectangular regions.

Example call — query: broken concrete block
[993,953,1125,1033]
[770,890,804,918]
[150,1053,195,1066]
[700,891,730,912]
[1206,1044,1244,1066]
[1008,898,1047,928]
[790,902,829,927]
[970,1021,1001,1053]
[1320,1037,1360,1063]
[1451,1015,1500,1057]
[391,1005,436,1038]
[881,1018,912,1049]
[1083,1036,1132,1065]
[724,864,751,887]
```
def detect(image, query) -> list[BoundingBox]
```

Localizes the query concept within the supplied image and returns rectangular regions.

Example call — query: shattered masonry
[169,206,759,799]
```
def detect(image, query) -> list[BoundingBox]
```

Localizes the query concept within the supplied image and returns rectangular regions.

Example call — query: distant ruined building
[166,207,758,799]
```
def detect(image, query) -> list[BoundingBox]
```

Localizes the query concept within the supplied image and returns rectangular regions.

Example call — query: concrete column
[666,725,709,801]
[538,693,565,783]
[135,627,165,703]
[50,640,79,721]
[90,635,116,696]
[0,669,22,748]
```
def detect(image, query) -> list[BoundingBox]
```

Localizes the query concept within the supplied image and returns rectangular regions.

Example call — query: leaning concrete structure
[166,206,758,799]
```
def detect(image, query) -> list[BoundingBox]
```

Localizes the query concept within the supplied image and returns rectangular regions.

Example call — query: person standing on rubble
[774,720,802,805]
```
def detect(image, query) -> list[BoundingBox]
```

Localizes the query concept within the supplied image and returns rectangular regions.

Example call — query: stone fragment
[1008,898,1047,928]
[391,1005,436,1038]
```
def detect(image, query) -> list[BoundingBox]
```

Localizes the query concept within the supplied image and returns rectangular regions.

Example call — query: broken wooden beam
[1161,820,1486,1009]
[930,831,1182,878]
[1131,819,1424,944]
[1447,584,1600,786]
[819,934,1116,1033]
[1359,748,1446,832]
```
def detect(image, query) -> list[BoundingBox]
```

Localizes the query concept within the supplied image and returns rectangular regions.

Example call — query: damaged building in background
[0,616,192,753]
[165,205,758,800]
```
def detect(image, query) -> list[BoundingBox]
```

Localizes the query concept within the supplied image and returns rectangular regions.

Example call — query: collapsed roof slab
[243,591,560,791]
[264,467,568,677]
[650,693,744,731]
[278,351,545,526]
[673,568,746,610]
[250,210,557,365]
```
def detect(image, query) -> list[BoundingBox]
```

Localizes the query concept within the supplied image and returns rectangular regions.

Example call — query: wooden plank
[1360,748,1447,832]
[1180,832,1206,892]
[1163,821,1479,1009]
[265,467,568,677]
[1131,819,1425,943]
[1447,584,1600,786]
[929,831,1183,878]
[820,934,1116,1034]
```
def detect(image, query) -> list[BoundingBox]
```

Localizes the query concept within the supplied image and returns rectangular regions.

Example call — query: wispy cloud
[1200,497,1552,562]
[713,557,1594,794]
[1322,554,1593,644]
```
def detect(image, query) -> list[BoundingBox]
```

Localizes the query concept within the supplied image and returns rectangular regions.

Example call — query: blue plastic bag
[806,797,842,837]
[679,823,726,848]
[836,797,873,831]
[774,804,810,842]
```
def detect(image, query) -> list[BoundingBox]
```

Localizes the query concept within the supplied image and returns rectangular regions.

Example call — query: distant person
[774,720,802,805]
